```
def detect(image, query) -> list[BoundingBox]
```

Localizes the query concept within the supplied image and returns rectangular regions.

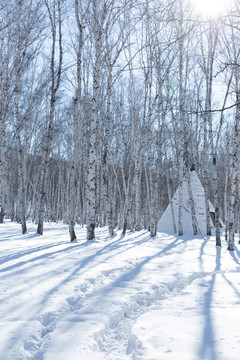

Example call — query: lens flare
[192,0,231,18]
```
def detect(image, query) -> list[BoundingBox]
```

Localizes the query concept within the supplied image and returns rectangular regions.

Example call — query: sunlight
[191,0,232,18]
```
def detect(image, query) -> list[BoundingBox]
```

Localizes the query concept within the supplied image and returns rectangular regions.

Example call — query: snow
[157,171,218,236]
[0,221,240,360]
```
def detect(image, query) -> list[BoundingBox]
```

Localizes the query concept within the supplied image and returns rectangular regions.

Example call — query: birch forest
[0,0,240,249]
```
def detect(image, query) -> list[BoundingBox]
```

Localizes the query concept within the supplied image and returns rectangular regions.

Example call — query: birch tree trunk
[0,20,11,223]
[103,68,114,237]
[207,25,221,246]
[203,118,212,236]
[68,0,85,241]
[178,6,184,237]
[228,97,240,251]
[37,0,62,235]
[0,94,6,223]
[86,0,102,240]
[14,0,27,234]
[0,112,6,223]
[187,170,198,235]
[199,25,212,237]
[167,167,177,234]
[68,97,80,241]
[224,134,230,241]
[228,135,235,251]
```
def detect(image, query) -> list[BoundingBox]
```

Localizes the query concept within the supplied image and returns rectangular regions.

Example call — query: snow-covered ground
[0,221,240,360]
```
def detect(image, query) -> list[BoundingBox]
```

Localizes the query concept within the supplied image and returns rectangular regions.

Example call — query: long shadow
[199,274,217,360]
[199,247,221,360]
[0,228,127,276]
[234,245,240,259]
[0,235,120,308]
[0,227,158,278]
[229,246,240,266]
[86,237,193,310]
[1,227,186,319]
[74,231,154,263]
[199,236,211,262]
[0,243,82,274]
[98,235,153,258]
[30,234,146,311]
[0,242,66,266]
[0,229,193,358]
[0,231,148,278]
[34,235,187,318]
[113,238,183,284]
[221,273,240,298]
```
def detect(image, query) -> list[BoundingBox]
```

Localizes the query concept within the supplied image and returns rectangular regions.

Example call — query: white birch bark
[207,26,221,246]
[0,23,11,223]
[203,117,212,236]
[186,170,198,235]
[167,168,177,233]
[147,102,157,237]
[37,0,62,235]
[228,99,240,251]
[199,25,212,236]
[0,91,6,222]
[224,174,229,242]
[178,8,184,237]
[0,112,6,223]
[14,0,27,234]
[68,0,84,241]
[228,135,235,251]
[134,161,142,231]
[104,78,114,236]
[120,41,137,235]
[86,0,102,240]
[223,133,230,241]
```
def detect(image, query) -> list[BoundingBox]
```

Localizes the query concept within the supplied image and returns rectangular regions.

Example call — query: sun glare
[192,0,231,18]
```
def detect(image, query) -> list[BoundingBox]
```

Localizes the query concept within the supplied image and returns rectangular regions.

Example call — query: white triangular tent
[157,171,221,236]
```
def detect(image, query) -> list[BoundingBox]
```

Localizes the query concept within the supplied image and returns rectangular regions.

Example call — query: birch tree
[101,1,133,236]
[226,18,240,251]
[37,0,63,235]
[67,0,88,241]
[176,0,185,237]
[85,0,102,240]
[13,0,44,234]
[0,2,14,223]
[86,0,134,239]
[200,21,222,244]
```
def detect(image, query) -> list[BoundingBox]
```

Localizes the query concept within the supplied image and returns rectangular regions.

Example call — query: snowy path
[0,221,240,360]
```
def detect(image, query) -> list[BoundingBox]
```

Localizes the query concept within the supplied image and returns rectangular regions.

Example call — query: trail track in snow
[12,234,213,360]
[13,261,138,360]
[16,264,212,360]
[3,222,239,360]
[93,271,214,359]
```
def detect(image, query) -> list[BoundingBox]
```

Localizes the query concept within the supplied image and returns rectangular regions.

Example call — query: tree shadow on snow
[0,243,81,275]
[230,245,240,264]
[0,242,66,267]
[33,234,188,317]
[199,246,221,360]
[86,236,193,310]
[221,273,240,299]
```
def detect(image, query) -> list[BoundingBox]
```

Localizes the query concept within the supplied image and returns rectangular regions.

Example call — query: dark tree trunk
[0,207,4,223]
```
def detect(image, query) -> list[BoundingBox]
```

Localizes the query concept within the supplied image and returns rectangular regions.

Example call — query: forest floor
[0,221,240,360]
